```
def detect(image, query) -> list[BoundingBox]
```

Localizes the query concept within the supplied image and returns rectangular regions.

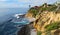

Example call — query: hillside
[25,3,60,35]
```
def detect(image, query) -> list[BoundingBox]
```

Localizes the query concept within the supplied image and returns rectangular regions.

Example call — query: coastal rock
[17,25,31,35]
[25,3,60,35]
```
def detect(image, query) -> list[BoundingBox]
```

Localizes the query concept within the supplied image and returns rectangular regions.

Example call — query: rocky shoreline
[17,23,33,35]
[17,3,60,35]
[24,3,60,35]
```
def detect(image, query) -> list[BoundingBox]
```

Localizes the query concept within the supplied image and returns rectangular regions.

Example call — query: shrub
[37,31,42,35]
[45,22,60,31]
[29,7,39,17]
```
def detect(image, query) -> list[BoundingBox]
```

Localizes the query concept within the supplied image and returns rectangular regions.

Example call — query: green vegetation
[39,4,57,11]
[45,31,51,35]
[49,6,57,11]
[45,22,60,31]
[29,7,39,17]
[37,31,42,35]
[28,3,57,17]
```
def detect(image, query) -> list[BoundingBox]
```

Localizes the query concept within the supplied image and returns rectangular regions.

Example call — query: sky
[0,0,58,8]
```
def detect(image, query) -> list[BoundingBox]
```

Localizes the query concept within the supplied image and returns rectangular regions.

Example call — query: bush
[45,22,60,31]
[37,31,42,35]
[49,6,57,11]
[29,7,39,17]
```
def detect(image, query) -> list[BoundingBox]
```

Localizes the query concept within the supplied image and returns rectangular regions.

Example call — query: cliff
[25,3,60,35]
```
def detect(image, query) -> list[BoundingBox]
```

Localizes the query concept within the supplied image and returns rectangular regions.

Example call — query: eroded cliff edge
[25,3,60,35]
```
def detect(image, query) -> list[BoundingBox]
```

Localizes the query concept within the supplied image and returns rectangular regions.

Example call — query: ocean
[0,8,29,35]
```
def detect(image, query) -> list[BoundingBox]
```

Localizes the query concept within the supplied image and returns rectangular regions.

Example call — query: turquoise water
[0,19,29,35]
[0,8,29,35]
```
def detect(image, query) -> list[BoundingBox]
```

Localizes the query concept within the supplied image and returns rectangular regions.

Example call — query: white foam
[14,14,24,19]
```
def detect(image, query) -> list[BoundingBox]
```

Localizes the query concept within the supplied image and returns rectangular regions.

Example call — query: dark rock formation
[17,25,31,35]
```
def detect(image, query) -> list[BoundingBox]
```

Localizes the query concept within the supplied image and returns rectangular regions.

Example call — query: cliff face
[25,3,60,35]
[25,12,33,18]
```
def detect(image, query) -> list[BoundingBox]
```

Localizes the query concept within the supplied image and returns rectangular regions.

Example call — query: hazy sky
[0,0,58,8]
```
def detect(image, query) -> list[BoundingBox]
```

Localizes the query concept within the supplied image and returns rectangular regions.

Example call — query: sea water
[0,8,29,35]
